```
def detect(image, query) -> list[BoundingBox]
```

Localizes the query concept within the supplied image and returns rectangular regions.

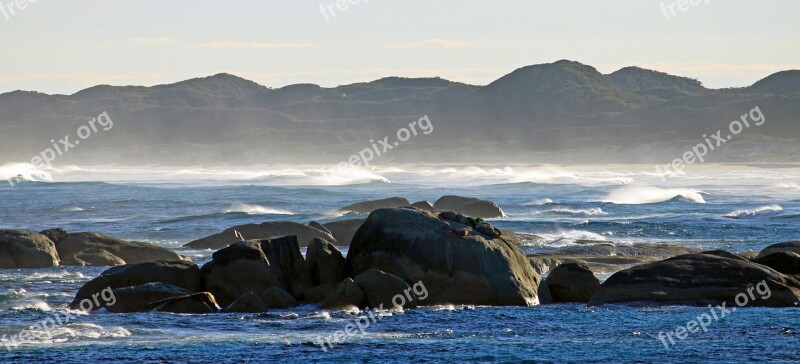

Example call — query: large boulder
[39,228,68,245]
[223,291,269,313]
[151,292,220,314]
[347,207,540,306]
[261,287,298,308]
[57,232,186,266]
[433,195,504,218]
[260,236,313,298]
[758,241,800,258]
[307,238,346,286]
[340,197,412,214]
[0,230,59,268]
[752,252,800,275]
[303,283,338,303]
[353,269,417,309]
[199,241,283,307]
[528,242,699,274]
[184,222,336,249]
[322,219,365,245]
[321,278,365,311]
[542,263,600,303]
[409,201,437,212]
[589,253,800,307]
[71,260,200,309]
[108,282,191,313]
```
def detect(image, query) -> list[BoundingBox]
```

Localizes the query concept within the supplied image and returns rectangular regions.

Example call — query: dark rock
[223,291,269,313]
[528,242,699,274]
[57,232,186,266]
[353,269,417,309]
[151,292,220,314]
[340,197,412,214]
[322,219,365,246]
[433,195,504,218]
[39,228,68,244]
[71,260,200,309]
[308,221,333,236]
[347,207,539,306]
[758,241,800,258]
[184,222,336,250]
[259,235,312,298]
[321,278,365,310]
[307,238,346,286]
[409,201,437,212]
[262,287,299,308]
[303,283,338,303]
[752,252,800,275]
[543,263,600,303]
[0,230,59,268]
[109,282,190,313]
[200,241,283,307]
[589,253,800,307]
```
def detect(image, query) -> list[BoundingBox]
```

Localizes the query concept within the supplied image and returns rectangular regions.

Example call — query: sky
[0,0,798,95]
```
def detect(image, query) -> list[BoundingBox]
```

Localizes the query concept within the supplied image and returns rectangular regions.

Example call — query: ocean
[1,163,799,363]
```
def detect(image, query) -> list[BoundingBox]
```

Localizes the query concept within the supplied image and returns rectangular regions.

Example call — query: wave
[531,230,608,247]
[724,205,783,219]
[0,162,53,184]
[522,198,554,206]
[514,207,607,217]
[225,203,294,215]
[602,186,706,204]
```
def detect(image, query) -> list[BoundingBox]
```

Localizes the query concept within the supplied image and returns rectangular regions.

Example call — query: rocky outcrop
[57,232,186,266]
[340,197,412,214]
[433,195,504,218]
[184,222,336,249]
[529,242,699,274]
[0,230,60,268]
[307,238,346,286]
[752,252,800,275]
[223,291,269,313]
[199,241,283,307]
[71,260,201,309]
[108,282,190,313]
[308,221,333,236]
[322,219,365,245]
[260,235,312,298]
[353,269,416,309]
[321,278,365,311]
[589,253,800,307]
[151,292,220,314]
[409,201,437,212]
[39,228,67,245]
[758,241,800,258]
[262,287,298,308]
[347,207,540,306]
[542,263,600,303]
[303,283,337,303]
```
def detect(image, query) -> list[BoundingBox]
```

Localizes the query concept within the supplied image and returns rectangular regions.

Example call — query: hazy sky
[1,0,798,94]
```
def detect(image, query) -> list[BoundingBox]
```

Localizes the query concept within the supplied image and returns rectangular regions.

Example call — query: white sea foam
[602,185,706,204]
[724,205,783,219]
[226,203,294,215]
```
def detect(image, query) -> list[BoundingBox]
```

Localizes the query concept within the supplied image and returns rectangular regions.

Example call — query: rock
[57,232,186,266]
[340,197,412,214]
[700,250,750,261]
[354,269,417,309]
[303,283,338,303]
[589,253,800,307]
[433,195,504,218]
[347,207,540,306]
[39,228,67,244]
[259,235,313,298]
[543,263,601,303]
[409,201,437,212]
[151,292,220,314]
[537,279,554,304]
[199,241,283,307]
[71,260,200,309]
[223,291,269,313]
[322,219,365,246]
[528,242,699,274]
[262,287,298,308]
[307,238,346,286]
[752,252,800,275]
[758,241,800,258]
[109,282,191,313]
[0,230,60,268]
[321,278,365,311]
[184,222,336,250]
[308,221,333,236]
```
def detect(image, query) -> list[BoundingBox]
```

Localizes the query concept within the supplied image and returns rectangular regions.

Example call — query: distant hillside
[0,61,798,165]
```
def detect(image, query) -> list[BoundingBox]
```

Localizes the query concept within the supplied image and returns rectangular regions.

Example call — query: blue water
[1,164,799,362]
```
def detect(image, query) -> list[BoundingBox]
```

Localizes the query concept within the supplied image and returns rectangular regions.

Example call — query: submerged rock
[340,197,412,214]
[347,207,540,306]
[589,253,800,307]
[542,263,600,303]
[57,232,186,266]
[184,222,337,250]
[433,195,504,218]
[0,230,59,268]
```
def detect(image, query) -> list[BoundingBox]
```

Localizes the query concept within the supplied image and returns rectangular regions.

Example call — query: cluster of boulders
[338,195,504,218]
[0,229,186,269]
[70,206,541,314]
